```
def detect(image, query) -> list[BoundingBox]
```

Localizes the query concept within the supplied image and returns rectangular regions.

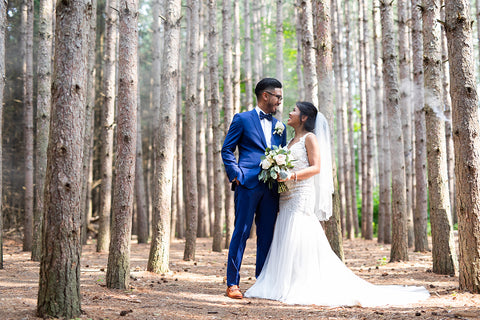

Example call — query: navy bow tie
[259,112,273,121]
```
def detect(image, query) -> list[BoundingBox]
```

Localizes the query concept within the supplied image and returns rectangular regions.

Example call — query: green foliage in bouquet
[258,145,295,193]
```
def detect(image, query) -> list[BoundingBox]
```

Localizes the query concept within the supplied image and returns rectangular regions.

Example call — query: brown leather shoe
[226,285,243,299]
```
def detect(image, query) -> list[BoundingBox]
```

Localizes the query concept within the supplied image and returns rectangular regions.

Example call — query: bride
[244,101,430,307]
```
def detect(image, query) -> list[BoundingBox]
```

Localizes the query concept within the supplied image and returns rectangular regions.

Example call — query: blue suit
[222,109,287,287]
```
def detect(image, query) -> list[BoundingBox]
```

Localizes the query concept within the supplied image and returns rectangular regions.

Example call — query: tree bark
[313,0,343,260]
[135,87,148,244]
[423,0,458,275]
[344,0,360,237]
[21,0,34,252]
[357,0,367,239]
[233,0,241,115]
[206,92,214,238]
[380,0,409,262]
[81,0,97,246]
[208,0,224,252]
[445,0,480,289]
[373,0,385,243]
[244,0,253,109]
[106,0,138,289]
[440,3,456,226]
[332,0,348,238]
[361,0,374,240]
[411,0,429,252]
[252,1,263,83]
[0,0,5,270]
[32,0,54,260]
[295,7,305,100]
[184,0,199,260]
[298,0,318,106]
[147,0,180,272]
[196,4,209,237]
[398,0,414,248]
[98,0,118,252]
[223,0,234,250]
[176,58,185,239]
[275,0,284,118]
[36,0,91,316]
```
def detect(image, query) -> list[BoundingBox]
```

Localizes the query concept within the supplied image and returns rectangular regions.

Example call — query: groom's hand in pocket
[231,177,240,191]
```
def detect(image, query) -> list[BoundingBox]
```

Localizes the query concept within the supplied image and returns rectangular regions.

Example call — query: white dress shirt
[255,106,272,148]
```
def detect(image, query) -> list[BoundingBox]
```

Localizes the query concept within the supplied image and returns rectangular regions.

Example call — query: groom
[221,78,287,299]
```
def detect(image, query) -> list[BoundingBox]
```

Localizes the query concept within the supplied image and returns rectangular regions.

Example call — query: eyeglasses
[264,91,283,101]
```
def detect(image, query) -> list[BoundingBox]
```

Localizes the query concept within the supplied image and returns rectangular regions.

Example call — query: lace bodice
[281,133,315,216]
[287,133,313,172]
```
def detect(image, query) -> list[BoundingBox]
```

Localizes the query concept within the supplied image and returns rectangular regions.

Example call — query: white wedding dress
[245,134,430,307]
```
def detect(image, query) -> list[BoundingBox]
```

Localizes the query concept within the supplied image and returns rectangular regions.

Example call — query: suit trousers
[226,182,279,287]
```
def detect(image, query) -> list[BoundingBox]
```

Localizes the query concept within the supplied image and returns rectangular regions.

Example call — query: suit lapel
[250,109,267,148]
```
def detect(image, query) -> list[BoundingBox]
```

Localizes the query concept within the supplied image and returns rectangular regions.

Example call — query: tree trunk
[233,0,241,115]
[135,87,148,244]
[275,0,284,118]
[22,0,34,252]
[382,99,392,244]
[222,0,234,250]
[209,0,224,253]
[36,1,91,316]
[445,0,480,292]
[147,0,180,272]
[332,0,348,238]
[0,0,5,270]
[106,0,138,289]
[252,1,263,83]
[176,59,185,239]
[206,92,214,238]
[373,0,385,243]
[440,3,456,226]
[295,7,305,100]
[361,0,374,240]
[184,0,199,260]
[357,0,367,239]
[398,0,414,248]
[32,0,54,260]
[411,0,429,252]
[150,0,161,239]
[380,0,409,262]
[196,5,208,238]
[344,0,360,237]
[81,0,96,246]
[98,0,118,252]
[313,0,343,260]
[243,0,253,109]
[298,0,318,106]
[171,146,178,240]
[423,0,458,275]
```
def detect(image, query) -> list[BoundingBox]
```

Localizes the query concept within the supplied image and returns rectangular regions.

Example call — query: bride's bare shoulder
[304,132,319,150]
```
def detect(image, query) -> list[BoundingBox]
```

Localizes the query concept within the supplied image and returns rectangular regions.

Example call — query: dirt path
[1,235,479,320]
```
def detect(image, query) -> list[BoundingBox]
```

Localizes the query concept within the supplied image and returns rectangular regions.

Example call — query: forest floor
[1,232,480,320]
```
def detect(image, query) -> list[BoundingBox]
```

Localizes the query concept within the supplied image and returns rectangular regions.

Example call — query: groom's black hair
[296,101,318,132]
[254,78,283,98]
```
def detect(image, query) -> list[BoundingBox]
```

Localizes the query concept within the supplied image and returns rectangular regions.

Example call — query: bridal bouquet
[258,145,295,193]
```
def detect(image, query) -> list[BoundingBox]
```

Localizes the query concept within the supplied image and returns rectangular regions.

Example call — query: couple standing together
[221,78,430,306]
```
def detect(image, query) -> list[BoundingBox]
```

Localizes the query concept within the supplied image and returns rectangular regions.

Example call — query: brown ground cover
[1,234,479,320]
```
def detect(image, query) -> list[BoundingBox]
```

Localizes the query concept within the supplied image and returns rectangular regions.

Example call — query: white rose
[274,154,286,166]
[261,158,273,169]
[274,122,284,135]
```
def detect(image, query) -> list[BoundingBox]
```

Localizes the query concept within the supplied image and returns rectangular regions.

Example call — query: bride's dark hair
[296,101,318,132]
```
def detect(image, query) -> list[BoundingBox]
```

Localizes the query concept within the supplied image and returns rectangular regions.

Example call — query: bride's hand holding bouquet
[258,145,295,193]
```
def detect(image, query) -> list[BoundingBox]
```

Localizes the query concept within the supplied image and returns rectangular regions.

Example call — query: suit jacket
[222,109,287,189]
